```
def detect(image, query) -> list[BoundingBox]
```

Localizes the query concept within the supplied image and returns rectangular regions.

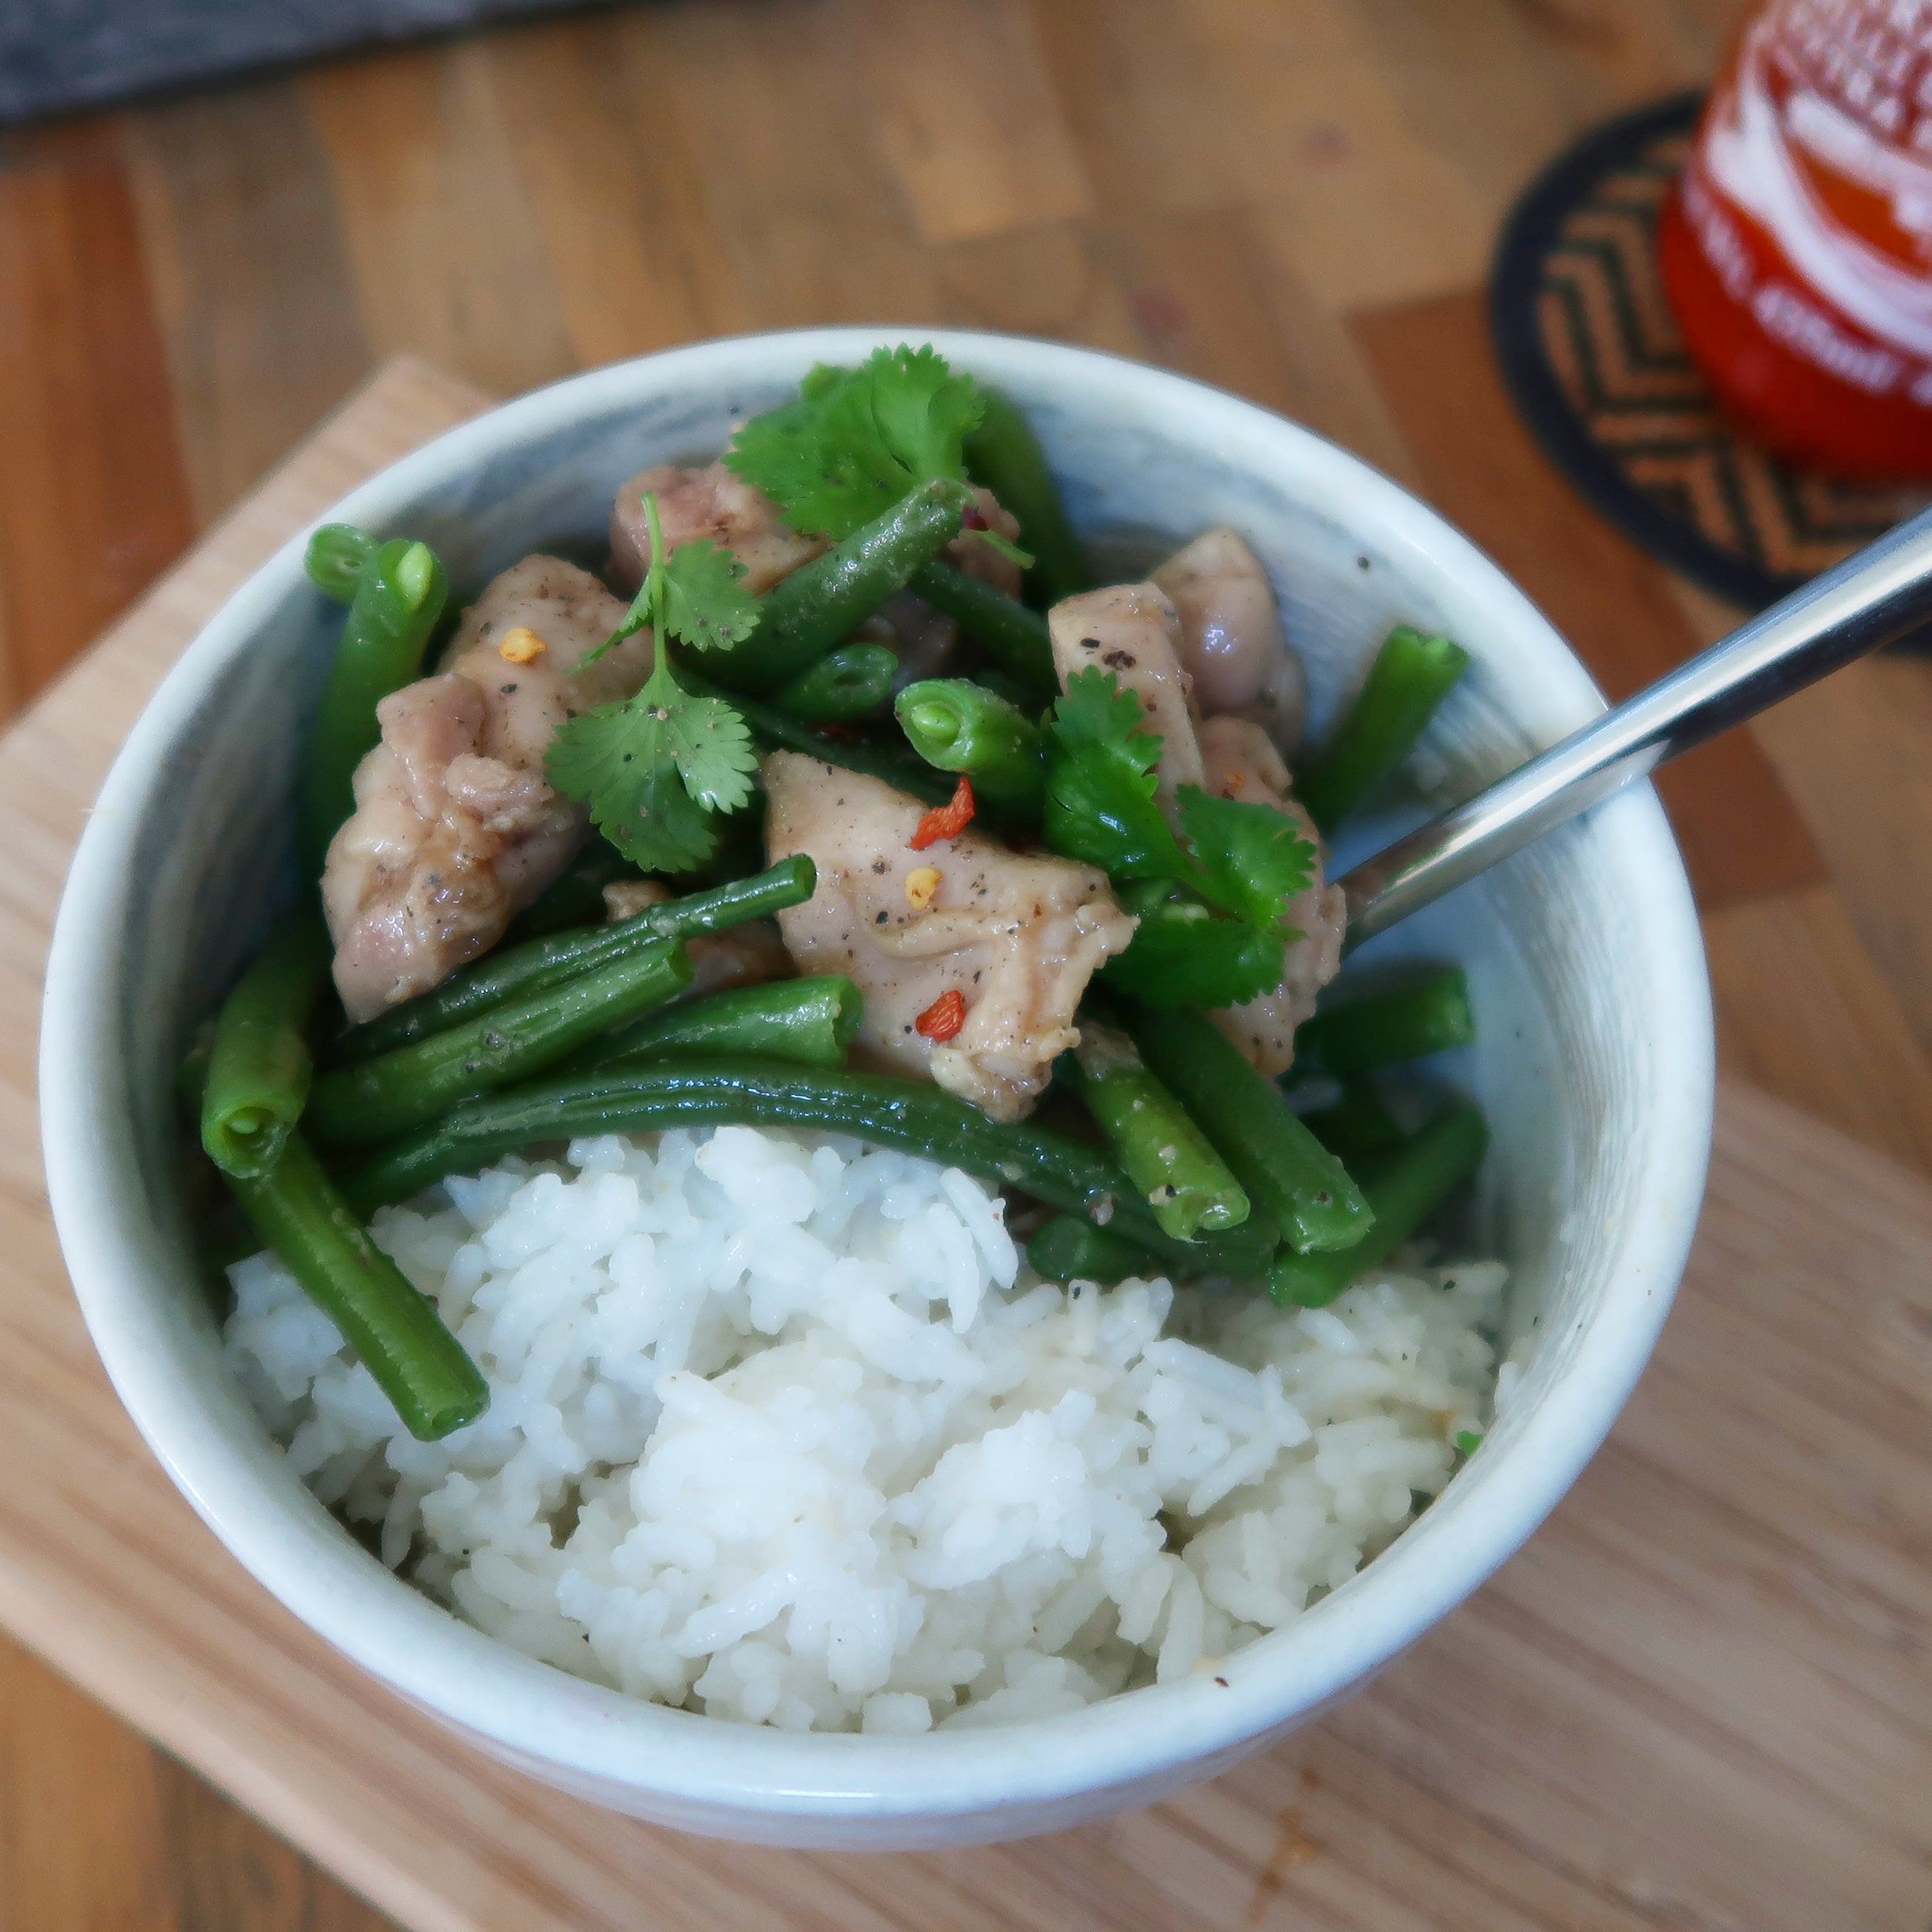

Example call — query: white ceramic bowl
[40,328,1713,1849]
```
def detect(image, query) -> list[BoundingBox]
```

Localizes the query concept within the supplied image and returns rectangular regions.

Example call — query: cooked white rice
[225,1124,1505,1733]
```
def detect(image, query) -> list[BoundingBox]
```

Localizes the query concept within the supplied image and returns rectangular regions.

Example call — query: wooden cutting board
[3,359,1928,1932]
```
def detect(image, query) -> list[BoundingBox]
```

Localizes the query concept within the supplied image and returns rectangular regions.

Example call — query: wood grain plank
[0,369,1929,1932]
[1744,653,1932,1060]
[0,1635,176,1932]
[304,42,577,399]
[487,18,753,368]
[933,219,1145,353]
[1704,883,1932,1179]
[1666,536,1932,1144]
[122,84,372,530]
[1089,206,1419,480]
[1191,0,1528,311]
[1205,0,1734,313]
[1351,287,1824,913]
[153,1752,391,1932]
[849,0,1090,245]
[1026,0,1239,214]
[639,0,940,329]
[0,119,195,716]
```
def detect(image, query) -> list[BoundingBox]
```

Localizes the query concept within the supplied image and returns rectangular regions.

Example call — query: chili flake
[909,775,975,850]
[914,988,966,1042]
[497,625,548,664]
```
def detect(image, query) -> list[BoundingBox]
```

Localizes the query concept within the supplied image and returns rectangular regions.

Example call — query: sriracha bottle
[1659,0,1932,479]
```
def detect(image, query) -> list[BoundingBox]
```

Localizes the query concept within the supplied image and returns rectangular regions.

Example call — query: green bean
[719,479,972,693]
[970,665,1043,716]
[1028,1215,1167,1286]
[330,857,816,1063]
[233,1134,487,1439]
[1127,1006,1373,1254]
[684,670,955,806]
[336,1058,1274,1277]
[1297,1079,1406,1163]
[1295,626,1470,835]
[567,976,863,1074]
[1062,1027,1251,1241]
[776,645,899,723]
[963,388,1090,606]
[1297,966,1475,1075]
[907,561,1056,697]
[304,523,378,603]
[1267,1103,1487,1308]
[200,909,333,1179]
[297,536,449,870]
[307,941,692,1146]
[894,678,1046,818]
[505,841,643,943]
[182,1043,485,1440]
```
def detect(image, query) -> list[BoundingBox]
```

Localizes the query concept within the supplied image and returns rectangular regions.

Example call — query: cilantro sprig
[725,345,1029,567]
[547,494,762,873]
[1043,667,1318,1009]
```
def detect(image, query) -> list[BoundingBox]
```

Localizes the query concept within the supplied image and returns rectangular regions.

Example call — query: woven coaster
[1489,91,1928,615]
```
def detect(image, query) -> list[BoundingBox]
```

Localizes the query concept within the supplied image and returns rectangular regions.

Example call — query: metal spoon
[1337,503,1932,947]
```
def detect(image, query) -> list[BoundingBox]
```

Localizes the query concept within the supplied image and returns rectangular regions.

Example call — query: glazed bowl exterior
[40,329,1713,1849]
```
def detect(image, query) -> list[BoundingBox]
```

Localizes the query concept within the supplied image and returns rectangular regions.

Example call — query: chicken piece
[946,486,1024,596]
[852,589,960,689]
[602,880,793,997]
[323,557,651,1021]
[1048,583,1206,806]
[1153,528,1306,753]
[609,460,826,595]
[762,753,1136,1121]
[1197,716,1346,1077]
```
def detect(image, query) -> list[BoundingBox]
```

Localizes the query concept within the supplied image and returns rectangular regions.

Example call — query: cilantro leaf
[553,489,762,871]
[649,682,757,812]
[548,657,758,874]
[1455,1430,1483,1457]
[725,345,986,539]
[858,345,984,494]
[1101,889,1287,1008]
[547,702,717,873]
[660,538,759,653]
[1043,667,1185,878]
[1178,788,1317,931]
[1043,669,1324,1009]
[586,575,656,667]
[584,497,764,670]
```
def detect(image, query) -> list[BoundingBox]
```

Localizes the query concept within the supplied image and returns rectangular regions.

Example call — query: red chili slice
[914,988,966,1042]
[909,775,975,850]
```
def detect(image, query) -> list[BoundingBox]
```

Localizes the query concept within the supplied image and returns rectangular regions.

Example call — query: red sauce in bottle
[1659,0,1932,479]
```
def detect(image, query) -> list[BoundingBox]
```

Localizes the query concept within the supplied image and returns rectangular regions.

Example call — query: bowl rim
[40,326,1714,1829]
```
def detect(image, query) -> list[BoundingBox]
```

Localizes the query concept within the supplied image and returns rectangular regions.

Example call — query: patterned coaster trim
[1489,91,1928,613]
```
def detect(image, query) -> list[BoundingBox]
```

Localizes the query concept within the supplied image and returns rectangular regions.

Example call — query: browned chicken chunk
[322,557,652,1022]
[1047,584,1205,805]
[1197,716,1346,1076]
[948,486,1025,596]
[762,753,1136,1121]
[609,460,826,596]
[1046,582,1342,1079]
[1152,527,1306,753]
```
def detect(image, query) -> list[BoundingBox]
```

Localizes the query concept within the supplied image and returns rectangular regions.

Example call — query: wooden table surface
[4,1,1931,1925]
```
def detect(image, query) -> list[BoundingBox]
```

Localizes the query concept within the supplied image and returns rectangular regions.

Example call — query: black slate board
[1,0,608,124]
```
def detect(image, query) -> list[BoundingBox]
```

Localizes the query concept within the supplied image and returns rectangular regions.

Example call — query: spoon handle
[1336,503,1932,947]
